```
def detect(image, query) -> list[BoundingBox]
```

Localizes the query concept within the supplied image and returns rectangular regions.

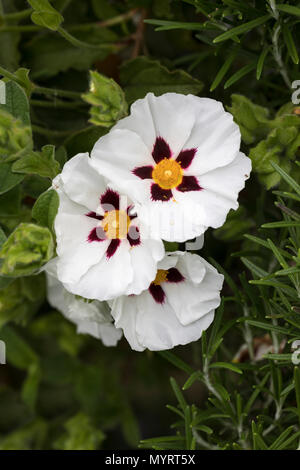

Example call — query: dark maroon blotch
[85,211,103,221]
[106,238,121,258]
[177,176,202,192]
[101,189,120,211]
[149,284,166,304]
[152,136,172,163]
[167,268,185,283]
[151,184,172,202]
[176,148,197,169]
[132,165,153,180]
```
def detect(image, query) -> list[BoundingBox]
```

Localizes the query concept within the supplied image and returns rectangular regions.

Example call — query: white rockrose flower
[52,152,165,300]
[46,261,122,346]
[90,93,251,242]
[111,251,224,351]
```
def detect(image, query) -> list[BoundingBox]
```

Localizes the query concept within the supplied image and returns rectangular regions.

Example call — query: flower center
[152,269,168,286]
[152,158,183,190]
[102,210,130,239]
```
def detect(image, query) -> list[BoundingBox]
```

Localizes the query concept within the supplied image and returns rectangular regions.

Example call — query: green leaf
[283,25,299,65]
[121,405,141,448]
[256,45,270,80]
[228,94,271,144]
[209,362,243,374]
[240,257,268,278]
[28,0,63,31]
[244,319,292,335]
[170,377,187,411]
[0,185,21,218]
[0,31,20,72]
[213,15,271,43]
[0,223,54,277]
[0,108,33,163]
[82,71,128,127]
[276,4,300,17]
[210,50,237,91]
[224,62,256,89]
[120,56,203,105]
[262,221,300,229]
[0,163,24,195]
[144,19,207,31]
[12,145,60,179]
[182,371,203,390]
[32,189,59,231]
[0,324,38,369]
[21,362,42,411]
[54,413,105,450]
[294,367,300,423]
[270,161,300,196]
[158,351,194,375]
[0,80,31,126]
[26,29,117,80]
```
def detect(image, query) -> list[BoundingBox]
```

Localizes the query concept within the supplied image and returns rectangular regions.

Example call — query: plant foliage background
[0,0,299,450]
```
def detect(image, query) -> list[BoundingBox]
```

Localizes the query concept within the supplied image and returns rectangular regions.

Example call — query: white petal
[136,196,207,242]
[46,269,74,313]
[54,189,109,284]
[113,92,196,157]
[135,292,215,351]
[91,128,152,203]
[183,96,241,175]
[125,238,165,295]
[111,296,144,351]
[164,254,223,325]
[175,152,251,229]
[76,320,122,346]
[57,153,106,211]
[63,240,133,300]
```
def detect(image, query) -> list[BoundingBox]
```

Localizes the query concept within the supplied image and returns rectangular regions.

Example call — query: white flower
[111,251,224,351]
[53,152,165,300]
[46,260,122,346]
[90,93,251,242]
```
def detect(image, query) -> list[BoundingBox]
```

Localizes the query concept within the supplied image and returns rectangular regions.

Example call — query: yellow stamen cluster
[102,210,130,239]
[152,269,168,286]
[152,158,183,189]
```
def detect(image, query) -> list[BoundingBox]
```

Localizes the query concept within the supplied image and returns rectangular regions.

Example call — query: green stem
[1,8,32,22]
[30,98,87,110]
[97,8,138,28]
[0,25,39,32]
[33,85,82,99]
[0,65,23,85]
[57,25,118,50]
[31,124,75,138]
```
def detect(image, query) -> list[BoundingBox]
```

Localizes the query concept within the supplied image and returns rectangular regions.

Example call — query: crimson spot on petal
[88,227,106,243]
[101,189,119,211]
[85,211,103,221]
[106,238,121,258]
[149,284,166,304]
[132,165,153,180]
[151,184,172,202]
[152,137,172,163]
[167,268,185,283]
[177,176,202,192]
[127,226,141,246]
[176,148,197,169]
